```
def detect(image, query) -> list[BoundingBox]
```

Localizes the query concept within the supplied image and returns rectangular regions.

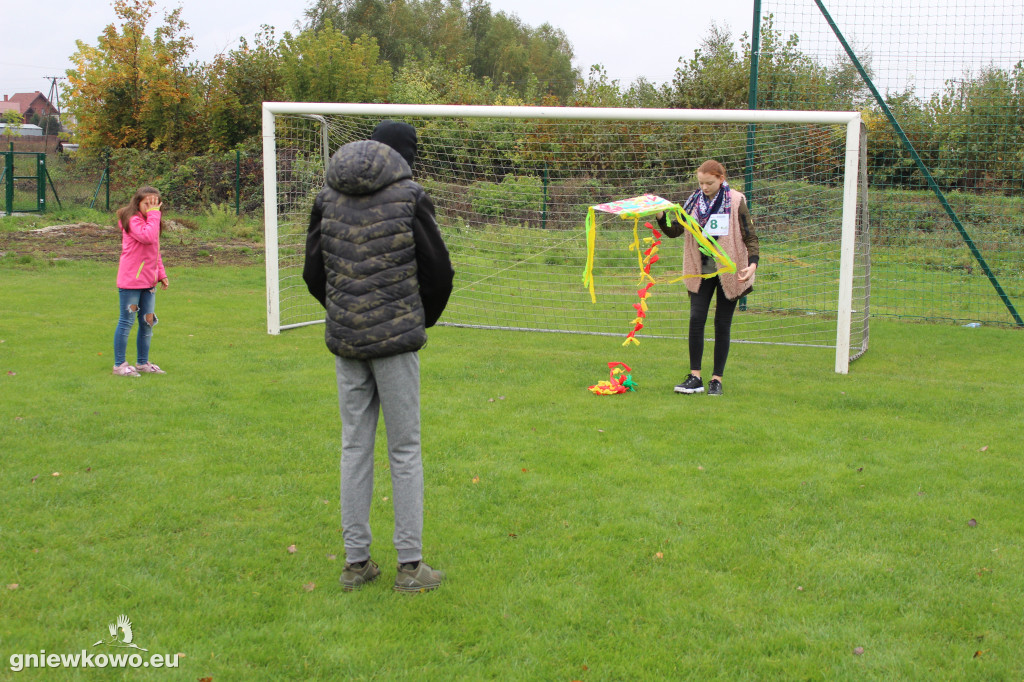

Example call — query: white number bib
[703,213,730,237]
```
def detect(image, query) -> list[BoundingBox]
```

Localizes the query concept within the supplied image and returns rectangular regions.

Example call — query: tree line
[64,0,1024,194]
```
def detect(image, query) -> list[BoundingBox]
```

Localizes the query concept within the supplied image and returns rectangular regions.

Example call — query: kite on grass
[581,194,736,345]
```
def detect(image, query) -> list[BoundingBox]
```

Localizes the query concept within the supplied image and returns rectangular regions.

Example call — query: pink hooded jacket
[116,209,166,289]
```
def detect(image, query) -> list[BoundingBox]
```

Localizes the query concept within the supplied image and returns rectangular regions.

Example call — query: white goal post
[263,102,868,373]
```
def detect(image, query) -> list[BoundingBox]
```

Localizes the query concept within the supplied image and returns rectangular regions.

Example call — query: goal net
[263,103,869,373]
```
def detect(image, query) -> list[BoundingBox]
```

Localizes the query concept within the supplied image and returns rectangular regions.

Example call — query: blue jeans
[114,287,157,366]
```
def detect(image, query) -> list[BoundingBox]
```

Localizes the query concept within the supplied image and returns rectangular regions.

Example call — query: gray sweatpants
[335,352,424,565]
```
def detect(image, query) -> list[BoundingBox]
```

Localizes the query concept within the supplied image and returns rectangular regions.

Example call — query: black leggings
[688,276,738,377]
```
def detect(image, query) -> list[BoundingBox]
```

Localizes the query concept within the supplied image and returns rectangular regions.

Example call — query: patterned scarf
[683,181,731,227]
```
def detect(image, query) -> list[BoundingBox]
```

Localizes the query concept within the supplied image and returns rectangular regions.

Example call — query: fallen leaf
[382,496,389,502]
[521,468,528,473]
[654,552,664,559]
[51,472,60,477]
[326,554,337,560]
[968,519,978,527]
[697,465,704,471]
[979,445,988,452]
[498,396,505,400]
[488,398,494,403]
[472,476,480,484]
[302,582,316,592]
[85,467,92,472]
[6,584,18,590]
[508,533,517,539]
[30,475,38,483]
[287,544,297,554]
[853,646,864,656]
[198,677,210,682]
[6,371,15,376]
[597,429,604,433]
[797,586,804,591]
[974,650,989,658]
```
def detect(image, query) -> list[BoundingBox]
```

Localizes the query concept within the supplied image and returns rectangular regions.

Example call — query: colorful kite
[581,194,736,345]
[588,361,638,395]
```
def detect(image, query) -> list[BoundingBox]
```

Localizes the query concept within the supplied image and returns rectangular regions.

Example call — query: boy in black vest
[304,120,454,592]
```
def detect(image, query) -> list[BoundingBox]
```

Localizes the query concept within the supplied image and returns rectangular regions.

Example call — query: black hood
[371,119,417,170]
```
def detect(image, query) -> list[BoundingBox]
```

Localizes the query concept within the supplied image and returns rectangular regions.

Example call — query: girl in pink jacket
[112,186,170,377]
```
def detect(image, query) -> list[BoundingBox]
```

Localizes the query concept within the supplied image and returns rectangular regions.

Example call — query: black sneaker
[674,374,704,394]
[707,379,723,396]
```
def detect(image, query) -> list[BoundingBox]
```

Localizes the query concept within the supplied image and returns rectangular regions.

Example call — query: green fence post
[542,166,548,229]
[4,151,13,216]
[105,149,110,211]
[37,153,46,212]
[236,148,241,215]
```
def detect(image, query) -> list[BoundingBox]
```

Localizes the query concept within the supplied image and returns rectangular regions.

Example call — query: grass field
[2,260,1023,680]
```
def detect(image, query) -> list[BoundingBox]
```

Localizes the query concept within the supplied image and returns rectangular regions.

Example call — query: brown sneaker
[340,559,380,591]
[393,561,443,593]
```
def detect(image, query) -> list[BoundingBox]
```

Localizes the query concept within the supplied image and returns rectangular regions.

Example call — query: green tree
[2,108,23,137]
[668,21,747,109]
[204,26,284,150]
[304,0,577,101]
[30,113,62,135]
[278,24,392,103]
[926,64,1024,190]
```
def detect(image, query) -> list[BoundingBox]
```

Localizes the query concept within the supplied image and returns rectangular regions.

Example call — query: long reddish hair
[117,186,162,234]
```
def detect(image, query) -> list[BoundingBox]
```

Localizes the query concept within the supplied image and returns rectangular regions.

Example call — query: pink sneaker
[112,363,140,377]
[135,362,166,374]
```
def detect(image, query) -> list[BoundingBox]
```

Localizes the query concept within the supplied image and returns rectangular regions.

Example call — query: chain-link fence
[2,141,263,217]
[761,0,1023,327]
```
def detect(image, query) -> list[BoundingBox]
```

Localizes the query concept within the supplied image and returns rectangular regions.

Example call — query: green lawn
[1,261,1022,680]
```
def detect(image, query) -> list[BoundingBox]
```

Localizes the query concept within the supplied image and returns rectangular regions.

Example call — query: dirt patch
[0,222,263,266]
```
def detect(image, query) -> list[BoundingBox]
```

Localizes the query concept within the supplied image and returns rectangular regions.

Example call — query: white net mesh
[267,107,869,365]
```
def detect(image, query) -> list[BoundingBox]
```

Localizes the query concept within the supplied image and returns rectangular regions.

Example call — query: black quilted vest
[317,140,427,359]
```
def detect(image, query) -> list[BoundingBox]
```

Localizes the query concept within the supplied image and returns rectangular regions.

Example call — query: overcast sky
[3,0,1019,102]
[1,0,756,98]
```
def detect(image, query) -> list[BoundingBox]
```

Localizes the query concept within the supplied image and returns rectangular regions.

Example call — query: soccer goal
[263,103,869,373]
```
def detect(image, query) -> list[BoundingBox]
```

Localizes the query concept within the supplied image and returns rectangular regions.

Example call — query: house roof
[9,91,45,106]
[3,91,55,114]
